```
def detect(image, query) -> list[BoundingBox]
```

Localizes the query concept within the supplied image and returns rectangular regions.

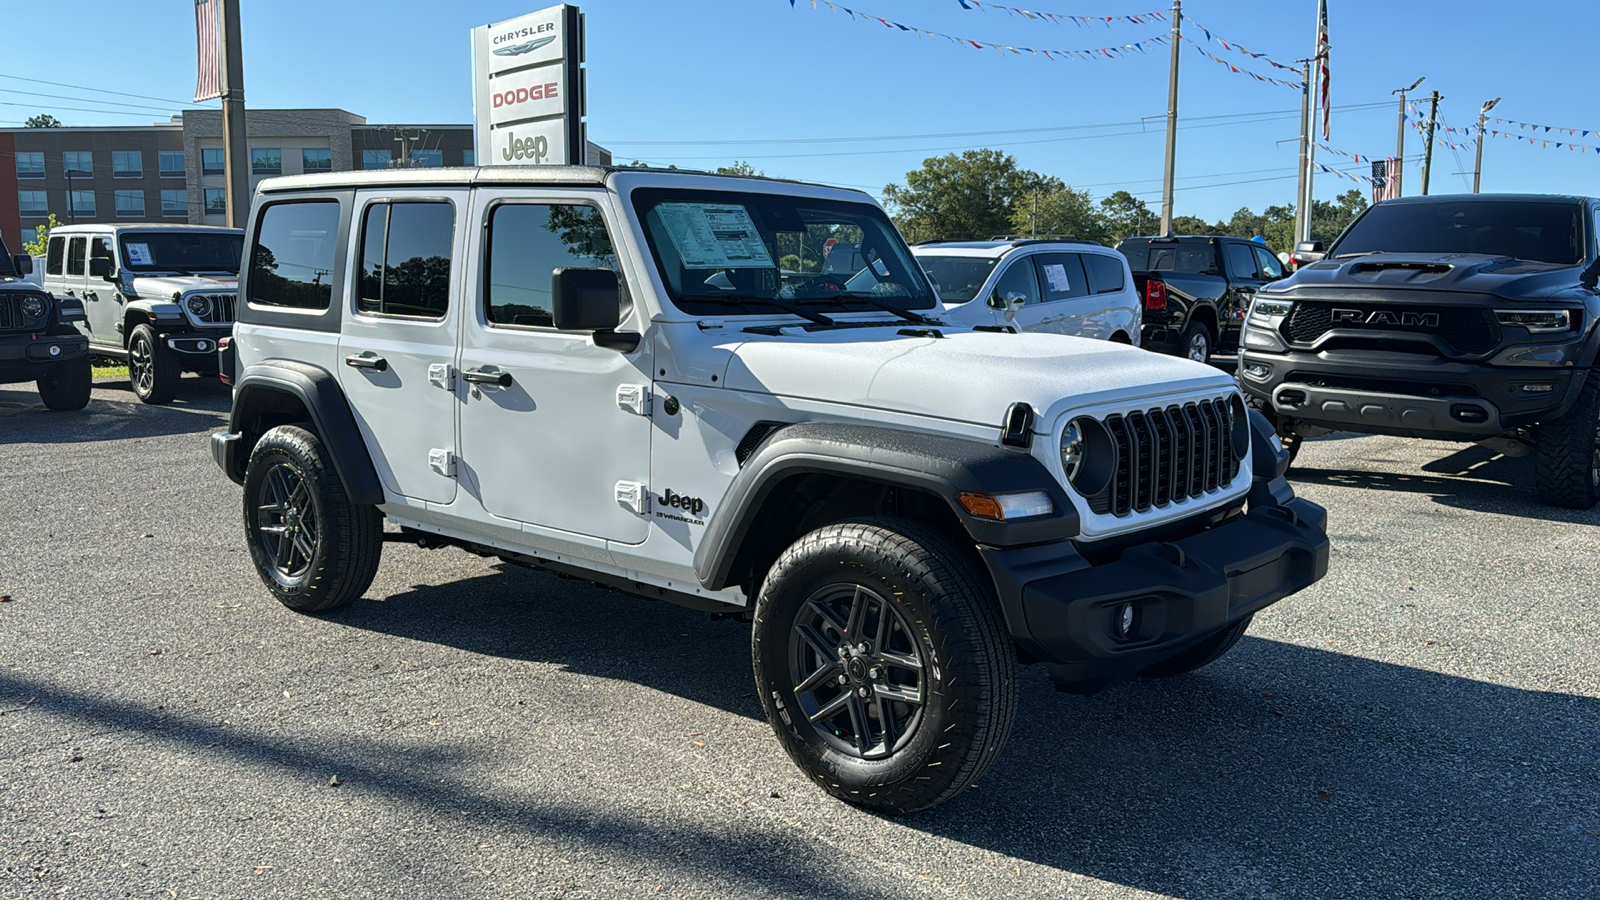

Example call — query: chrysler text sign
[472,5,585,166]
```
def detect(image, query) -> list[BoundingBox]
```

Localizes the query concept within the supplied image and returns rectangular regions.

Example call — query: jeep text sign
[471,5,585,166]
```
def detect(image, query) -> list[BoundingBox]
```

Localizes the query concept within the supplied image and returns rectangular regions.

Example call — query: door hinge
[428,363,455,390]
[615,481,648,514]
[616,384,650,416]
[429,449,456,478]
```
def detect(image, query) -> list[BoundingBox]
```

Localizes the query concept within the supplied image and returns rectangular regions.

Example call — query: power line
[0,100,180,119]
[0,72,216,109]
[0,87,190,115]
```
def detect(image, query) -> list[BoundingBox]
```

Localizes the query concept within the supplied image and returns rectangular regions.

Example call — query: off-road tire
[1245,393,1301,466]
[128,324,178,405]
[36,355,92,411]
[1534,371,1600,509]
[1180,320,1213,365]
[752,517,1018,816]
[243,425,383,613]
[1139,615,1253,678]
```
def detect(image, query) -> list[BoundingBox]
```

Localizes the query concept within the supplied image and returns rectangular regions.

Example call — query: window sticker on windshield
[125,242,153,266]
[656,203,775,269]
[1043,263,1071,293]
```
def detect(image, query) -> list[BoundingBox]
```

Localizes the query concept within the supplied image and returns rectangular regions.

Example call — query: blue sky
[4,0,1596,220]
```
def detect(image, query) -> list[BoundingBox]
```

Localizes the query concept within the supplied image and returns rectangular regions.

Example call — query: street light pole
[1473,97,1501,194]
[1295,60,1311,243]
[1391,77,1424,198]
[1159,0,1181,236]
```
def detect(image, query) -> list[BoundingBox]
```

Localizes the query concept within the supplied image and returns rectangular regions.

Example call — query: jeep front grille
[1282,301,1499,353]
[191,293,236,325]
[0,293,46,330]
[1087,398,1240,517]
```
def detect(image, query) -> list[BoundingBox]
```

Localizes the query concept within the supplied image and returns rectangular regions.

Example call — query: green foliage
[883,150,1061,243]
[1098,191,1155,243]
[22,213,61,257]
[713,161,761,177]
[1008,185,1108,244]
[25,114,62,128]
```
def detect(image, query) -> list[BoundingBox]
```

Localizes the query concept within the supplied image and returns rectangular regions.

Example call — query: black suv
[1240,194,1600,507]
[0,234,91,411]
[1117,235,1287,365]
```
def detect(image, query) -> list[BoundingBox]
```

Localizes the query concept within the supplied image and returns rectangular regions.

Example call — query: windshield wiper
[800,291,937,325]
[679,293,835,327]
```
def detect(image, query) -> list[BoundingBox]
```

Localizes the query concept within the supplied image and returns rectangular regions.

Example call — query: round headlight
[20,296,46,320]
[1060,421,1085,481]
[186,294,212,318]
[1062,417,1116,497]
[1229,395,1251,461]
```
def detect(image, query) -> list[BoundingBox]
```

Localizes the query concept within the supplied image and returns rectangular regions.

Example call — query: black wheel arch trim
[692,421,1079,591]
[221,359,385,506]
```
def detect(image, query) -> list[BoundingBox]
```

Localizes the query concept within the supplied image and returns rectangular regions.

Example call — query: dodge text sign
[472,5,585,166]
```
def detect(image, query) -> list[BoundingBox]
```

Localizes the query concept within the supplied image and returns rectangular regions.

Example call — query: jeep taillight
[1144,278,1168,311]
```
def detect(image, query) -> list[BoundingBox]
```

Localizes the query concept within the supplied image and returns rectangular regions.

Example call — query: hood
[720,327,1234,428]
[1273,252,1581,300]
[130,274,238,298]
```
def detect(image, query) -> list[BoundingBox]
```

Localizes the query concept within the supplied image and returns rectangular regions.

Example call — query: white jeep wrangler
[212,166,1329,814]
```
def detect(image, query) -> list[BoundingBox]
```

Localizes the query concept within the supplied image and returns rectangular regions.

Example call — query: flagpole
[1294,60,1310,245]
[1302,0,1325,244]
[218,0,250,230]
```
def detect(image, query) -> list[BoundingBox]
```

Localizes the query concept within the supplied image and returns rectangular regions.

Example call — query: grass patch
[93,364,129,380]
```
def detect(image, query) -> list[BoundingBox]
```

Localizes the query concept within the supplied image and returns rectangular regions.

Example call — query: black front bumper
[0,331,88,384]
[979,414,1329,692]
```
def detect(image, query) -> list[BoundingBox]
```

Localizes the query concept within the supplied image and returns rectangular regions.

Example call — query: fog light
[49,345,61,357]
[1243,363,1272,381]
[1113,603,1135,639]
[197,340,211,352]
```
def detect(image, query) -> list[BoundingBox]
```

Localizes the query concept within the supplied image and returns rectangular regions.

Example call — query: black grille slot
[1097,397,1241,517]
[1282,301,1499,354]
[1285,371,1479,398]
[735,422,786,466]
[0,296,19,329]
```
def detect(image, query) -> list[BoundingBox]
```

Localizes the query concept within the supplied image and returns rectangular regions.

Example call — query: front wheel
[128,324,178,405]
[753,517,1018,815]
[1534,371,1600,509]
[36,355,92,411]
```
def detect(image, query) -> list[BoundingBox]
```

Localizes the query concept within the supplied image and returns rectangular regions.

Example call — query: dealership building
[0,107,610,248]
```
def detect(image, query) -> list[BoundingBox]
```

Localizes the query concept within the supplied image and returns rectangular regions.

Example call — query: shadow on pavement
[1291,447,1600,523]
[0,379,230,445]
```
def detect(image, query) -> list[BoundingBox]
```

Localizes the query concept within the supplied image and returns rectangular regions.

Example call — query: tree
[883,150,1060,243]
[1008,185,1108,244]
[22,213,61,258]
[1310,189,1369,245]
[25,114,62,128]
[1098,191,1154,243]
[713,161,761,177]
[1170,215,1217,236]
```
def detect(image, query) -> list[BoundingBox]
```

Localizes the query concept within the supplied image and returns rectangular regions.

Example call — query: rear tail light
[1144,278,1168,311]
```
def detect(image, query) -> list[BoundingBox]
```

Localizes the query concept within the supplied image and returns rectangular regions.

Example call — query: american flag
[1372,158,1400,203]
[1316,0,1331,140]
[194,0,221,103]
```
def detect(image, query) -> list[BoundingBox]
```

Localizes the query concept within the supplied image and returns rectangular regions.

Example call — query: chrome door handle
[344,353,388,372]
[462,368,512,387]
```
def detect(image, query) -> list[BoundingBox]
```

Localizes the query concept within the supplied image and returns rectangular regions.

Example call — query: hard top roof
[257,165,872,200]
[49,223,242,234]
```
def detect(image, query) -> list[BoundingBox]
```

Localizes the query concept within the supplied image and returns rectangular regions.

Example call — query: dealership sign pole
[472,5,586,166]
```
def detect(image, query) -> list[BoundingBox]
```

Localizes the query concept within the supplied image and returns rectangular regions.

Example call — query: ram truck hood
[1276,253,1583,300]
[130,274,238,298]
[721,327,1234,427]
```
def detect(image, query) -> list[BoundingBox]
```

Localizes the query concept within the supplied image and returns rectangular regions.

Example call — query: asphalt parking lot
[2,377,1597,899]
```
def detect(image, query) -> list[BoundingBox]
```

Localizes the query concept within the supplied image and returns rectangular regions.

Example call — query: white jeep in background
[212,166,1328,814]
[913,238,1142,343]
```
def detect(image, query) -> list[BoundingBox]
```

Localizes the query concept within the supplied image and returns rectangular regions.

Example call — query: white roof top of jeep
[49,223,242,235]
[257,165,874,203]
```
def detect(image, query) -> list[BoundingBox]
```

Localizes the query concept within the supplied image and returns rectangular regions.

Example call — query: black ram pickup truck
[1239,194,1600,508]
[1117,235,1288,365]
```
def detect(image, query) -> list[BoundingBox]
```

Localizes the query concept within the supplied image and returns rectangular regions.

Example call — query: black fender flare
[693,422,1079,591]
[227,359,385,506]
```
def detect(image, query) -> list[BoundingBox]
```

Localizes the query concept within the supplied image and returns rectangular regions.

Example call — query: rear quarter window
[1083,253,1127,294]
[249,200,341,310]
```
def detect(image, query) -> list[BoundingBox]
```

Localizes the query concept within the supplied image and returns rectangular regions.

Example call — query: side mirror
[12,254,33,276]
[1581,257,1600,289]
[1292,241,1326,266]
[553,268,637,351]
[1001,291,1027,323]
[88,257,113,279]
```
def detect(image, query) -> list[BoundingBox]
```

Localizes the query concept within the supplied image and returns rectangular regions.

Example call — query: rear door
[336,190,466,506]
[1081,251,1135,340]
[85,235,118,342]
[61,237,97,342]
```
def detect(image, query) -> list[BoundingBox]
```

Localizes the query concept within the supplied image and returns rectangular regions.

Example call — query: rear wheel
[1180,320,1213,365]
[753,517,1017,815]
[36,355,92,411]
[128,324,178,405]
[1139,615,1253,678]
[1534,371,1600,509]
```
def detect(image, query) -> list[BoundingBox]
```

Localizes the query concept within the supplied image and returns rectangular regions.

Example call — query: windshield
[119,231,245,275]
[632,188,937,318]
[1331,200,1586,265]
[916,256,998,304]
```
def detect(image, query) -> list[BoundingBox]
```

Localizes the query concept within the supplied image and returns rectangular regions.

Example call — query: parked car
[212,165,1329,814]
[912,238,1141,342]
[0,232,90,410]
[1241,193,1600,508]
[1116,235,1288,364]
[43,224,244,404]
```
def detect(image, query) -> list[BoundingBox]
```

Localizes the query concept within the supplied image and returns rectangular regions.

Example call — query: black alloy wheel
[788,583,926,760]
[127,324,177,404]
[254,462,318,581]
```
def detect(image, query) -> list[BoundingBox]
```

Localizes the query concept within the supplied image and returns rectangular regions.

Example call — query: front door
[456,192,653,543]
[336,190,466,506]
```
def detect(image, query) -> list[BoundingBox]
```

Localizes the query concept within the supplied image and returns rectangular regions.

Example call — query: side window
[249,200,341,310]
[66,238,86,276]
[1225,243,1259,280]
[485,203,617,329]
[1033,253,1088,302]
[46,236,64,275]
[1082,253,1128,295]
[1253,246,1284,280]
[91,237,116,272]
[356,201,455,319]
[990,256,1041,307]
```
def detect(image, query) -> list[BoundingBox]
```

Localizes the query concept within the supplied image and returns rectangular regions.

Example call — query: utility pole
[1294,60,1311,244]
[218,0,249,229]
[65,169,76,224]
[1030,191,1038,238]
[392,131,425,168]
[1391,77,1424,198]
[1420,90,1442,196]
[1159,0,1181,236]
[1473,97,1501,194]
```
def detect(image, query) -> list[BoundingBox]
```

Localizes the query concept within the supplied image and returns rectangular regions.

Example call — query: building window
[461,149,475,167]
[204,189,227,215]
[115,190,145,218]
[362,149,392,170]
[18,191,48,217]
[301,148,332,173]
[251,148,282,176]
[161,190,188,218]
[69,190,96,217]
[112,150,143,178]
[159,150,185,178]
[249,201,342,310]
[63,151,93,176]
[15,151,44,179]
[410,149,443,168]
[202,147,225,175]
